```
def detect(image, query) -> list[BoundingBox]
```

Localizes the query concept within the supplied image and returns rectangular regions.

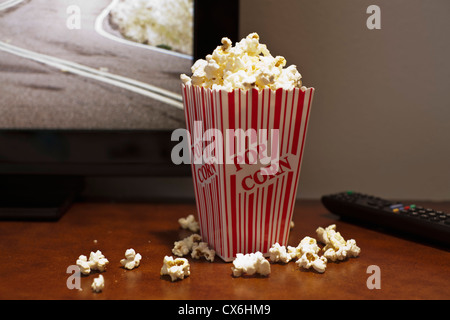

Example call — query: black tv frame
[0,0,240,219]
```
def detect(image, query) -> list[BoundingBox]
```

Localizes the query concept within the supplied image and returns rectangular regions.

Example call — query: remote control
[321,191,450,247]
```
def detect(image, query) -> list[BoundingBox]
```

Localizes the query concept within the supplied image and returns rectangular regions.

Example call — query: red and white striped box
[182,85,315,262]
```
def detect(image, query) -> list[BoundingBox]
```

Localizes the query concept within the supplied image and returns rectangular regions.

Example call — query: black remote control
[321,191,450,247]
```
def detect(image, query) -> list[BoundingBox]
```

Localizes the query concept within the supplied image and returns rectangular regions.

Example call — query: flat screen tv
[0,0,239,219]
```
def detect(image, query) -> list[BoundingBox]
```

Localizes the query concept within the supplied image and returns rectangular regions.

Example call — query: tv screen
[0,0,239,218]
[0,0,194,130]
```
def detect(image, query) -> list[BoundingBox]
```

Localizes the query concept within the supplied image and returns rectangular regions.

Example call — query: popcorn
[172,233,202,256]
[91,274,105,293]
[88,250,109,272]
[269,243,292,264]
[76,250,109,275]
[296,252,327,273]
[316,224,361,262]
[160,256,191,281]
[287,236,321,260]
[76,255,91,275]
[180,33,303,92]
[120,248,142,270]
[316,224,337,244]
[191,242,215,262]
[178,214,200,232]
[231,252,271,277]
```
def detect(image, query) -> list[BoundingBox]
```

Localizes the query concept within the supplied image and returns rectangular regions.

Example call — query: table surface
[0,200,449,300]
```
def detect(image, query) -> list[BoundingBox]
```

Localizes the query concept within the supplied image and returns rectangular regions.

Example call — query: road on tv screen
[0,0,191,129]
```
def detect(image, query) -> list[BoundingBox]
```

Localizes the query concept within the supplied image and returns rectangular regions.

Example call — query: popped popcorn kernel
[76,255,91,275]
[296,252,327,273]
[178,214,200,232]
[287,236,321,260]
[120,248,142,270]
[231,252,271,277]
[160,256,190,282]
[76,250,109,275]
[88,250,109,272]
[269,243,292,264]
[191,242,215,262]
[316,224,361,262]
[91,274,104,293]
[172,233,202,257]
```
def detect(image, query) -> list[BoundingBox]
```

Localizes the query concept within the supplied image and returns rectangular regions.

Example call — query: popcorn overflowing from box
[181,33,315,261]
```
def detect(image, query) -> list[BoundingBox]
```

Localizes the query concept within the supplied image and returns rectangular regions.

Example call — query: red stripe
[261,89,266,130]
[252,89,258,131]
[221,91,232,259]
[287,89,315,245]
[255,187,260,252]
[291,89,306,155]
[274,174,285,244]
[230,174,237,257]
[273,88,283,130]
[280,90,288,157]
[228,91,235,130]
[286,89,297,155]
[238,192,242,253]
[264,183,274,253]
[280,171,294,245]
[247,192,254,254]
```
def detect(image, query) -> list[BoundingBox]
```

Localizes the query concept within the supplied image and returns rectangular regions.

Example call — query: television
[0,0,239,219]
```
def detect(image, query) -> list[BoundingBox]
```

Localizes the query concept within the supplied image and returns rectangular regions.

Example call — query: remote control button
[439,214,447,220]
[431,217,440,222]
[428,212,437,217]
[410,212,419,217]
[420,214,429,219]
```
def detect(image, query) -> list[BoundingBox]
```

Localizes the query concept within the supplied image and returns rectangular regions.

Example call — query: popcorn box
[182,84,314,261]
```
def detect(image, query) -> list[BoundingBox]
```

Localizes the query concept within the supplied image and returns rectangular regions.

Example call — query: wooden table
[0,200,448,300]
